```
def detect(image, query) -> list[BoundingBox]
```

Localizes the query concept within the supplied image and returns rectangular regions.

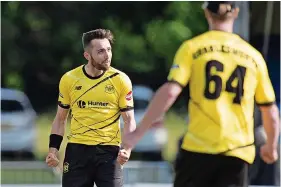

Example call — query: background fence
[1,161,279,187]
[1,161,173,184]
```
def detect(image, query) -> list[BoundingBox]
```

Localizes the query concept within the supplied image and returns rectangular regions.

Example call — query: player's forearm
[123,121,136,135]
[137,83,180,134]
[49,117,67,152]
[49,107,69,152]
[260,104,280,148]
[121,110,137,135]
[51,117,67,136]
[123,121,136,152]
[121,110,137,151]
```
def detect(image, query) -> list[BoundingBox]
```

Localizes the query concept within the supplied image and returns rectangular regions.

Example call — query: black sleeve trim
[167,80,185,88]
[256,101,275,106]
[58,101,70,109]
[120,107,134,112]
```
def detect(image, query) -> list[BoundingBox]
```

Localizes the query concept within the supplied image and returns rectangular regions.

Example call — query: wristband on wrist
[49,134,63,150]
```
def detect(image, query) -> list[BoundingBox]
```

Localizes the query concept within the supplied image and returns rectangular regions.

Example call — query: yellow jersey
[58,65,134,146]
[168,30,276,163]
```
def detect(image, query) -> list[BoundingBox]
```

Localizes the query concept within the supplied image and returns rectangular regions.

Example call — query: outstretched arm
[123,41,192,150]
[137,82,182,135]
[123,82,182,149]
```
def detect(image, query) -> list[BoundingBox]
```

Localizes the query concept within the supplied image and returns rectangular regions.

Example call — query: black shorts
[62,143,123,187]
[174,149,249,187]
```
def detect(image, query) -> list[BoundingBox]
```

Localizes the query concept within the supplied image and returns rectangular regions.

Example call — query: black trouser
[62,143,123,187]
[174,148,249,187]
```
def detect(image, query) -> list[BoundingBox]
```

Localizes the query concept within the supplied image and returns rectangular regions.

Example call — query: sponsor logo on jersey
[126,91,133,101]
[88,101,109,107]
[77,100,109,108]
[77,100,86,108]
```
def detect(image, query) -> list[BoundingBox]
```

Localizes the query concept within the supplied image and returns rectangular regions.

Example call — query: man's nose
[104,51,110,59]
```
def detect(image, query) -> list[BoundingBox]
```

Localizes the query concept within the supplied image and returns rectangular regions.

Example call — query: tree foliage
[2,1,207,110]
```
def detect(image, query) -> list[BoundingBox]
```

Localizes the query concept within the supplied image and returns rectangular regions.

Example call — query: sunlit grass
[162,112,187,162]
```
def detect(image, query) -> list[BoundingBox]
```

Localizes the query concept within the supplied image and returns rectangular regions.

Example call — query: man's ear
[233,7,240,19]
[83,51,90,61]
[204,9,213,25]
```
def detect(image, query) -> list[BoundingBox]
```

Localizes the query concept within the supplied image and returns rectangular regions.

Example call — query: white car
[1,88,37,159]
[122,85,168,161]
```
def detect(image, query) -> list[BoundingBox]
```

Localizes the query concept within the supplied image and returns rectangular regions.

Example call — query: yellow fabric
[168,30,275,163]
[58,65,133,146]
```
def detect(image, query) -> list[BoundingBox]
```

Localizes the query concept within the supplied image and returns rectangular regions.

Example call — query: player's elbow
[160,82,182,100]
[260,104,280,123]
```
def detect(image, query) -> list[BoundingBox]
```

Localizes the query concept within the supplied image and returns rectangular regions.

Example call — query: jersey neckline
[82,64,106,79]
[209,30,241,38]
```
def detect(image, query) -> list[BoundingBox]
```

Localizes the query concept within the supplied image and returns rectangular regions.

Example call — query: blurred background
[1,1,280,187]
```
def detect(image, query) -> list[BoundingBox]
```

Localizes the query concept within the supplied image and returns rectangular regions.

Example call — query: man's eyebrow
[97,48,105,51]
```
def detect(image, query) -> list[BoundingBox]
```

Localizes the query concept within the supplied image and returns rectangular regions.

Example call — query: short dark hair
[203,1,238,20]
[82,29,114,49]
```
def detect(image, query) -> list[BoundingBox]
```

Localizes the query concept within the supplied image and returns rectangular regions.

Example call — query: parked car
[121,85,168,161]
[1,88,37,160]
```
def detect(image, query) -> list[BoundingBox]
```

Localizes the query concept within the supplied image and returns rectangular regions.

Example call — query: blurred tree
[1,1,207,111]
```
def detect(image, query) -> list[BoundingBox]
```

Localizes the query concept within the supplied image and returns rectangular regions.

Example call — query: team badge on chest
[105,84,115,94]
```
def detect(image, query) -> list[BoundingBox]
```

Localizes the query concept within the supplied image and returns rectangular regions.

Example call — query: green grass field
[1,169,59,184]
[34,110,187,163]
[2,111,186,184]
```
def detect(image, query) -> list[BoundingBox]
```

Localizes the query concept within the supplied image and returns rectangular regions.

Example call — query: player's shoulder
[189,31,210,41]
[232,36,265,67]
[239,39,264,61]
[187,31,220,45]
[108,67,131,81]
[61,65,84,82]
[179,31,212,50]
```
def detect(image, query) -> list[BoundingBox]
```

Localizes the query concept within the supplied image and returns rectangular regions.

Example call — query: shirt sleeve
[255,54,276,106]
[58,74,71,109]
[167,41,193,87]
[119,73,134,112]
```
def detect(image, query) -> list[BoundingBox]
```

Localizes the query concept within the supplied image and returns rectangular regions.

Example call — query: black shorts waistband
[67,143,120,152]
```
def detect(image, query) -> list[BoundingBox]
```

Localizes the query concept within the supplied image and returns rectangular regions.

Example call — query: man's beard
[90,56,110,71]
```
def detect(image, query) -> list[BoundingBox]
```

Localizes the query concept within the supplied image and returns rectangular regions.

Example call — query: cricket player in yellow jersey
[45,29,136,187]
[123,2,280,187]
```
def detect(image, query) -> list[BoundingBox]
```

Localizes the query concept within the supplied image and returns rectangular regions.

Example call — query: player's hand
[260,143,278,164]
[117,149,131,165]
[46,148,60,167]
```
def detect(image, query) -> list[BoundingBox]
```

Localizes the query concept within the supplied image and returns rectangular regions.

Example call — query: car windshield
[134,99,149,110]
[1,100,24,112]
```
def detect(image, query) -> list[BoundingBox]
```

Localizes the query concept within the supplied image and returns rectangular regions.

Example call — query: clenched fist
[46,148,60,167]
[260,143,278,164]
[117,149,131,165]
